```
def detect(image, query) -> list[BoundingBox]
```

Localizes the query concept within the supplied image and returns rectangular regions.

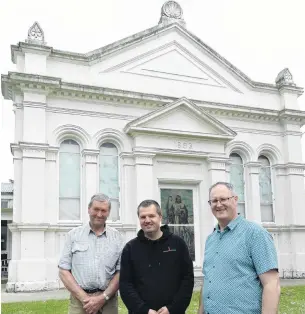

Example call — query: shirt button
[207,296,210,299]
[213,266,215,268]
[209,281,211,283]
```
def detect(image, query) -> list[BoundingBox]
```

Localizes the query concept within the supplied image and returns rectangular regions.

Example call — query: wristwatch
[103,292,110,301]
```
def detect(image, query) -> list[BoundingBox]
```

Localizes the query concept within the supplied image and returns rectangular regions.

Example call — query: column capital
[134,153,156,166]
[46,146,59,162]
[82,149,99,164]
[207,157,230,171]
[245,161,261,174]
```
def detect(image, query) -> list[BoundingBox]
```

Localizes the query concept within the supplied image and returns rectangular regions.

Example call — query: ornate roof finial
[26,21,46,45]
[275,68,295,87]
[159,1,186,27]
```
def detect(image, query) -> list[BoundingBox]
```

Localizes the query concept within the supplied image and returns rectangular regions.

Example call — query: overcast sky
[1,0,305,183]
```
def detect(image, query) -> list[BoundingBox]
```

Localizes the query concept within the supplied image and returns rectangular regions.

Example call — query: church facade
[1,1,305,292]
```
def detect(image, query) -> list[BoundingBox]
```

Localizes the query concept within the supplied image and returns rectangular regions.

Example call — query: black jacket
[119,225,194,314]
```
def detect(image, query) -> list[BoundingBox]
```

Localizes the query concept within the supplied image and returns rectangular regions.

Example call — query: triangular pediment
[100,41,240,92]
[124,97,237,140]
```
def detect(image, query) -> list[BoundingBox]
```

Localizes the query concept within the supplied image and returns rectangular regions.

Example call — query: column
[120,154,136,224]
[7,143,49,292]
[120,154,137,242]
[134,153,156,231]
[207,157,230,226]
[45,147,59,224]
[82,150,99,222]
[245,162,261,223]
[134,153,156,204]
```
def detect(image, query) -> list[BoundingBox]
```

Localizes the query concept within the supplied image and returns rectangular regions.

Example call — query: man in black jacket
[119,199,194,314]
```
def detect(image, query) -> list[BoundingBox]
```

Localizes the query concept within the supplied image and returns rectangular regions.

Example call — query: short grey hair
[137,200,162,216]
[209,182,236,196]
[88,193,111,210]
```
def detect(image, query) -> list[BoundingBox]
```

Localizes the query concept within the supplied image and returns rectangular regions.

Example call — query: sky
[1,0,305,183]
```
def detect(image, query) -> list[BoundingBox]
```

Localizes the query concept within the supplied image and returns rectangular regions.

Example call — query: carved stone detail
[26,22,46,45]
[159,1,186,26]
[275,68,295,87]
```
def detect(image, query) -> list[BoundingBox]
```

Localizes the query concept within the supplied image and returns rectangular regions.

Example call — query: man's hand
[83,295,105,314]
[148,310,158,314]
[157,306,170,314]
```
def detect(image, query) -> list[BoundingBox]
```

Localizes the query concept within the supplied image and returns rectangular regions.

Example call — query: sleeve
[58,231,73,270]
[115,232,124,271]
[119,243,150,314]
[166,238,194,314]
[250,228,278,275]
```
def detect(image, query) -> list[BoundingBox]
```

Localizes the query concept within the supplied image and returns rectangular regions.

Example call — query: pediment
[100,41,241,92]
[124,97,237,140]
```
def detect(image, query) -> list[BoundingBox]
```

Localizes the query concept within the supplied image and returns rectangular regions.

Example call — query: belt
[83,288,103,294]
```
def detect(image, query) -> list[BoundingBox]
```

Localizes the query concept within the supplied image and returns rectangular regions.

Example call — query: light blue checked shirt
[202,215,278,314]
[59,223,124,290]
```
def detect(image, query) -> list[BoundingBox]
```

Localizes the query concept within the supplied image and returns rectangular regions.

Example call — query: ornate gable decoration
[124,97,237,141]
[275,68,295,87]
[26,22,46,45]
[159,1,186,27]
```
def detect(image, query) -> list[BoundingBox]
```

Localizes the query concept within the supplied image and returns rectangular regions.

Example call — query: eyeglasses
[208,196,235,206]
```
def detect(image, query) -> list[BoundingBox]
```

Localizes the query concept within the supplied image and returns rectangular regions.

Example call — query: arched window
[229,153,245,216]
[59,139,81,220]
[258,155,274,222]
[99,143,120,221]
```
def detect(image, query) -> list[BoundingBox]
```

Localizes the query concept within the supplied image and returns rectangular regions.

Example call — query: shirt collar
[214,214,243,232]
[86,222,107,237]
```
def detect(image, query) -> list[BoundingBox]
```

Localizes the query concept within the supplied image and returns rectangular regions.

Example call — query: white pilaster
[45,147,59,224]
[82,149,99,222]
[245,162,261,223]
[207,157,229,184]
[120,154,136,224]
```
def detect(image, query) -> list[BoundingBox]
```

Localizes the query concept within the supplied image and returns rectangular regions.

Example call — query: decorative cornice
[273,163,305,176]
[263,224,305,232]
[207,157,230,171]
[2,72,305,126]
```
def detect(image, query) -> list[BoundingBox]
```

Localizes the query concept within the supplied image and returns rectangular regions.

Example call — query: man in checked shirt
[59,193,124,314]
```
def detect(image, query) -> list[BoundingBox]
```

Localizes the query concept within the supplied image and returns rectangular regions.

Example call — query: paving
[1,279,305,304]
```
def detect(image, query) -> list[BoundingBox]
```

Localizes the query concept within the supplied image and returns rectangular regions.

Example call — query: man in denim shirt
[198,182,280,314]
[59,193,123,314]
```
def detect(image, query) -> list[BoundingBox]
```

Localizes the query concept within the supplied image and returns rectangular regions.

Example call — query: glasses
[208,196,235,206]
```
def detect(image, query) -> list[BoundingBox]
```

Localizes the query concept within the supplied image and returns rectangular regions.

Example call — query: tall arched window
[99,143,119,221]
[59,139,81,220]
[258,155,274,222]
[229,153,245,216]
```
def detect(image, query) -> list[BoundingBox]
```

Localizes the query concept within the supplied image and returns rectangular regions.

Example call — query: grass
[2,286,305,314]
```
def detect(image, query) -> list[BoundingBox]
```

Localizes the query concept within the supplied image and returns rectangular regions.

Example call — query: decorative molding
[245,162,261,174]
[157,178,201,185]
[82,149,99,164]
[23,101,47,109]
[46,147,59,162]
[134,153,156,166]
[207,157,229,171]
[225,140,255,163]
[273,163,305,176]
[53,124,91,148]
[256,144,282,164]
[263,224,305,232]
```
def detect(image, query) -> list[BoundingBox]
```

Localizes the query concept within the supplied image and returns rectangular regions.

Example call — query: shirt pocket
[72,242,89,265]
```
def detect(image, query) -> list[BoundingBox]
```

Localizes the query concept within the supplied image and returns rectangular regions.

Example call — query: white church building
[1,1,305,292]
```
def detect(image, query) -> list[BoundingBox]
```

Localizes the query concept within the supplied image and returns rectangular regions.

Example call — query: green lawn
[2,286,305,314]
